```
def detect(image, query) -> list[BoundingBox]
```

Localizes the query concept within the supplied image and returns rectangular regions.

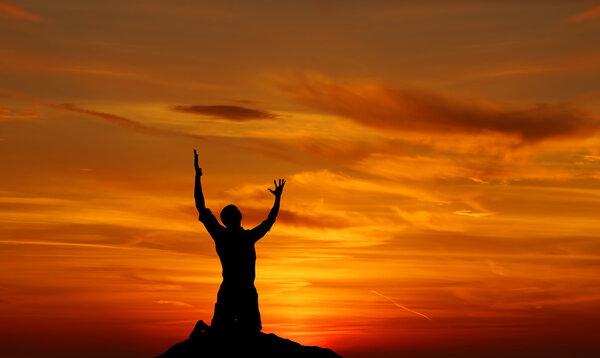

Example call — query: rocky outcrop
[156,320,343,358]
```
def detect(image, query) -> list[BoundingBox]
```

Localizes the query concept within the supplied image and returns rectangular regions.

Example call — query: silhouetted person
[193,149,285,333]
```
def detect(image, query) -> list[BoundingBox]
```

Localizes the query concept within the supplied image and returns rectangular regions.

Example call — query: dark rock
[156,320,343,358]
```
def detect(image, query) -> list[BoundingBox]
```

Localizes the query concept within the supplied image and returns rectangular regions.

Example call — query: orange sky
[1,1,600,357]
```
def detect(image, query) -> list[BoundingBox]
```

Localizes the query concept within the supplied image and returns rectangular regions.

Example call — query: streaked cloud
[278,74,599,142]
[241,207,360,229]
[55,103,205,141]
[173,104,279,121]
[584,155,600,162]
[370,290,432,321]
[153,300,194,308]
[566,4,600,22]
[288,169,445,203]
[453,210,492,217]
[0,1,45,22]
[0,107,37,119]
[56,104,149,131]
[468,177,490,184]
[0,239,121,250]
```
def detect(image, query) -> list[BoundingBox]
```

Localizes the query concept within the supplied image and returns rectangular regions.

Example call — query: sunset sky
[2,1,600,357]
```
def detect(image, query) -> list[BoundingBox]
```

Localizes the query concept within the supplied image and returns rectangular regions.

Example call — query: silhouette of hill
[156,320,343,358]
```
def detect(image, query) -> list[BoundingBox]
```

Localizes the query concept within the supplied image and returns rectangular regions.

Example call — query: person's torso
[215,228,256,285]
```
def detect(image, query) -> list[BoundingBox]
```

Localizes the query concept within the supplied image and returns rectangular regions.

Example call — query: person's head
[221,204,242,229]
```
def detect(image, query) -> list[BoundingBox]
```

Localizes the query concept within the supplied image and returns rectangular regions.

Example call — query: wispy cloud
[566,4,600,22]
[278,74,599,142]
[0,107,37,119]
[56,104,149,131]
[0,1,45,22]
[55,103,205,141]
[236,206,360,229]
[454,210,492,217]
[289,169,443,203]
[0,239,120,250]
[371,290,432,321]
[173,104,279,121]
[583,155,600,162]
[469,177,490,184]
[153,300,194,308]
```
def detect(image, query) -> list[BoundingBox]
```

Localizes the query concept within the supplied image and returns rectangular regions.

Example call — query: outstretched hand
[193,149,202,176]
[268,179,286,198]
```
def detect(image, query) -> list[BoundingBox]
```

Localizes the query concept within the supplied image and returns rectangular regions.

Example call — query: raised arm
[193,149,206,213]
[194,149,224,237]
[250,179,286,242]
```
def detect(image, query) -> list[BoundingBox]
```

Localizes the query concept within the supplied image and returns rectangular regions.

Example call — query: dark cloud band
[173,105,278,121]
[279,75,599,142]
